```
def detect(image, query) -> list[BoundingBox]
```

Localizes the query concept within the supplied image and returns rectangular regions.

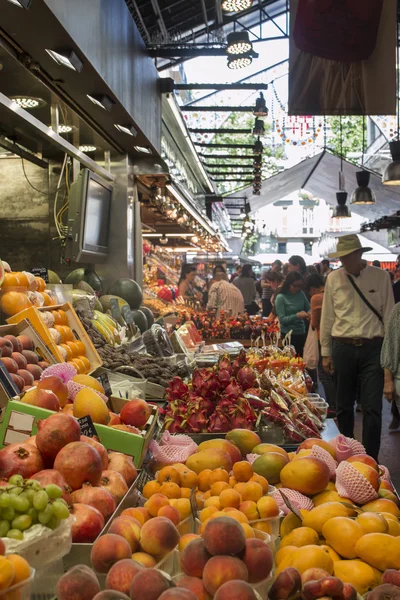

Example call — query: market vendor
[178,265,202,302]
[320,234,394,460]
[207,272,245,317]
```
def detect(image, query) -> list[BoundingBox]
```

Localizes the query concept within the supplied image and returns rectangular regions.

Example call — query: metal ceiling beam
[212,178,255,182]
[195,142,257,148]
[175,83,269,90]
[189,128,252,134]
[150,0,168,39]
[0,137,48,169]
[181,105,254,112]
[215,0,224,26]
[126,0,151,43]
[200,154,258,160]
[148,47,259,57]
[200,0,210,33]
[207,171,255,175]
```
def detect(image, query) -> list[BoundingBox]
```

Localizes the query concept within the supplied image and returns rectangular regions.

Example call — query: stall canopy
[242,150,400,222]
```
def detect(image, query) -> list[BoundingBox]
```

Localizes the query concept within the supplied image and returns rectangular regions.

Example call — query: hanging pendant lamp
[351,116,376,204]
[254,93,268,117]
[382,141,400,185]
[333,192,351,218]
[253,119,265,136]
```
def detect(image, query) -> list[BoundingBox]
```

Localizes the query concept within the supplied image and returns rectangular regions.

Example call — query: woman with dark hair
[272,259,283,273]
[275,272,310,356]
[233,264,259,315]
[288,255,307,276]
[178,264,201,301]
[304,273,337,415]
[267,271,284,316]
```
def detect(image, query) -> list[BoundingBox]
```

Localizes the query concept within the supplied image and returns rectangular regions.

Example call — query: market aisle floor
[354,401,400,491]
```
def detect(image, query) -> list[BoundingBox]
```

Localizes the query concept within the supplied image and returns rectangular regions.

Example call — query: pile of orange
[0,271,58,316]
[0,552,31,594]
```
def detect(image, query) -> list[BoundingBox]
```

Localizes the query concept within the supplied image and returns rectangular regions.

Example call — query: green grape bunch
[0,474,70,541]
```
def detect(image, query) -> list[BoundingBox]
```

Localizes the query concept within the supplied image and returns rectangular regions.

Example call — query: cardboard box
[0,320,57,410]
[0,400,158,468]
[7,303,102,374]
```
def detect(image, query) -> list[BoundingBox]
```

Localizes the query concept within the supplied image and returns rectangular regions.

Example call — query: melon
[99,295,129,312]
[132,310,148,333]
[108,279,143,310]
[48,270,62,284]
[65,268,102,292]
[140,306,154,328]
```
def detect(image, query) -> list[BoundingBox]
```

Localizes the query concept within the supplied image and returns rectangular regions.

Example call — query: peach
[90,533,132,573]
[0,338,13,357]
[203,555,249,596]
[130,568,172,600]
[257,496,280,518]
[303,577,344,600]
[269,567,302,600]
[37,375,69,407]
[121,507,151,525]
[181,538,211,578]
[383,570,400,587]
[38,361,50,370]
[17,335,34,351]
[11,352,27,370]
[131,552,157,568]
[342,583,358,600]
[10,373,25,392]
[144,493,169,517]
[2,357,18,374]
[56,565,100,600]
[108,516,141,552]
[175,575,212,600]
[302,569,331,585]
[347,454,379,472]
[159,589,197,600]
[105,559,143,594]
[22,349,38,364]
[94,593,130,600]
[26,364,43,381]
[140,516,179,557]
[203,516,246,556]
[17,369,34,387]
[214,580,257,600]
[179,534,201,552]
[242,538,273,582]
[4,335,22,353]
[22,387,60,411]
[158,504,180,525]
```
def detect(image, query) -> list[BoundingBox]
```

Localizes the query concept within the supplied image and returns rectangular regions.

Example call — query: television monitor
[66,169,113,264]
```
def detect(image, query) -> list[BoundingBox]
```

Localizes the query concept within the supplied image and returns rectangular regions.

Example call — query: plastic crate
[0,567,35,599]
[155,548,179,577]
[249,512,282,541]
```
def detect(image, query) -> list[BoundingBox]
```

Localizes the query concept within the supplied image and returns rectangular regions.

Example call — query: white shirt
[320,265,394,356]
[207,280,245,317]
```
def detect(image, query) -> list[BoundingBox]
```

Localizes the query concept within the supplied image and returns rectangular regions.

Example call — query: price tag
[121,305,134,324]
[110,298,122,321]
[97,372,112,397]
[31,267,48,283]
[77,415,97,438]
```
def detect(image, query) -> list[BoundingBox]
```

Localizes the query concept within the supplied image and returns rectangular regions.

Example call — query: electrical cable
[21,156,65,196]
[53,154,68,238]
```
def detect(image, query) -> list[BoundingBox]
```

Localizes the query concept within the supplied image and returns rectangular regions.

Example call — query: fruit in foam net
[100,470,128,503]
[71,484,116,520]
[21,388,60,411]
[202,555,249,596]
[72,374,104,394]
[35,413,81,460]
[120,398,151,429]
[73,388,110,425]
[56,565,101,600]
[91,533,132,573]
[71,503,105,543]
[0,442,44,478]
[129,568,172,600]
[105,558,143,595]
[107,452,137,486]
[54,441,103,490]
[280,457,330,495]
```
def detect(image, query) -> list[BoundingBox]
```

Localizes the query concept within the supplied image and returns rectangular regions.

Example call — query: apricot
[203,516,246,556]
[241,523,256,539]
[203,555,249,596]
[131,552,157,568]
[169,498,191,521]
[90,534,132,573]
[129,568,172,600]
[219,489,241,509]
[143,481,161,498]
[57,565,100,600]
[241,482,263,503]
[144,493,169,517]
[204,496,222,510]
[160,482,181,499]
[6,554,30,584]
[233,461,254,483]
[105,559,143,595]
[249,474,269,494]
[181,487,192,499]
[239,500,259,521]
[181,538,211,578]
[108,516,141,552]
[121,507,151,525]
[198,469,213,492]
[210,468,230,485]
[179,468,198,489]
[210,482,230,496]
[242,537,273,583]
[214,580,257,600]
[158,504,181,526]
[257,496,280,518]
[140,516,179,557]
[157,466,181,485]
[175,575,212,600]
[199,506,219,523]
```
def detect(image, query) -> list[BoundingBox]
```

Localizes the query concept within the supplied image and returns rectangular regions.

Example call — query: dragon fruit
[218,369,232,390]
[223,379,243,400]
[218,354,232,375]
[232,349,248,375]
[208,410,230,433]
[237,365,257,391]
[192,368,219,399]
[165,377,189,402]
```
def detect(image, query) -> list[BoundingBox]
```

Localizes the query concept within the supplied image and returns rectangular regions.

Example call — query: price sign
[97,372,112,397]
[110,298,122,321]
[121,305,134,324]
[31,267,48,283]
[77,415,97,438]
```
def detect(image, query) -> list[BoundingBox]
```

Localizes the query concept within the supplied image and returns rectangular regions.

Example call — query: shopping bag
[303,326,319,370]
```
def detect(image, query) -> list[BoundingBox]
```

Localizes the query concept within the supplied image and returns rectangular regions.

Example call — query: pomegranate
[100,470,128,502]
[236,366,257,391]
[120,399,151,429]
[71,484,116,519]
[26,435,36,446]
[36,413,81,460]
[71,503,105,542]
[29,469,72,504]
[108,412,121,426]
[0,442,44,479]
[80,436,109,470]
[108,452,137,486]
[54,442,103,490]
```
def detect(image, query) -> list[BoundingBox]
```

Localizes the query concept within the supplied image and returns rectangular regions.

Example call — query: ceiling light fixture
[10,96,46,109]
[192,235,199,243]
[87,94,114,111]
[382,141,400,185]
[253,139,263,155]
[351,171,376,205]
[253,92,268,117]
[58,125,73,134]
[227,55,252,70]
[227,32,252,55]
[332,192,351,218]
[134,146,152,154]
[221,0,253,12]
[46,49,83,72]
[160,234,168,245]
[253,119,265,136]
[114,124,138,137]
[79,145,97,153]
[6,0,31,7]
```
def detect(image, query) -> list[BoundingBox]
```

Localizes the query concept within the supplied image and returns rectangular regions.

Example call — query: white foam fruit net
[246,453,261,465]
[160,431,197,448]
[149,439,197,464]
[273,488,314,515]
[329,435,366,462]
[379,464,391,481]
[336,461,378,504]
[310,446,337,480]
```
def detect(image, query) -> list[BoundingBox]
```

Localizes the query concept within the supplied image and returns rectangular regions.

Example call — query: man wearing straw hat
[320,234,394,459]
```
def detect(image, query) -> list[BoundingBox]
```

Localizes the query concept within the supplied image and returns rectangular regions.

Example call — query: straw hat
[328,234,372,259]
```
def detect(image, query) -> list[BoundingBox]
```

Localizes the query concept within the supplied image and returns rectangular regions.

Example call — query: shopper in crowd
[388,270,395,283]
[394,268,400,283]
[314,263,322,275]
[230,265,242,283]
[261,269,274,317]
[306,265,318,276]
[320,259,332,279]
[233,264,259,315]
[288,255,307,277]
[209,264,226,288]
[178,265,202,301]
[381,303,400,431]
[271,259,283,273]
[320,234,394,460]
[275,272,310,356]
[282,263,289,277]
[304,274,337,416]
[207,272,245,317]
[266,271,284,316]
[394,274,400,304]
[372,260,381,268]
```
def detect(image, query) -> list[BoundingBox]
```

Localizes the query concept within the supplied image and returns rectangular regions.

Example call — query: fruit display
[0,332,51,393]
[0,541,33,597]
[0,266,58,317]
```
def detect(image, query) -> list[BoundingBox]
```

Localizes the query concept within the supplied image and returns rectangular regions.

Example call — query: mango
[362,499,400,517]
[252,452,289,485]
[280,527,319,549]
[333,560,382,595]
[186,450,232,475]
[198,439,242,465]
[275,545,334,576]
[355,533,400,571]
[300,502,356,535]
[252,444,289,459]
[312,490,353,507]
[322,517,364,559]
[280,512,302,538]
[280,457,330,496]
[226,429,261,455]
